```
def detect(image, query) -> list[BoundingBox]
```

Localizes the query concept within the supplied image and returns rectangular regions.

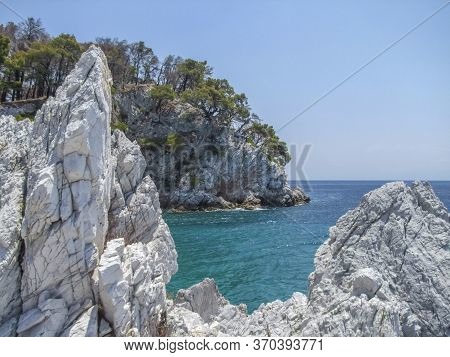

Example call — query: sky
[1,0,449,180]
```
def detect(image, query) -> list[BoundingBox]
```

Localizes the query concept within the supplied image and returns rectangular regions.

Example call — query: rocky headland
[0,46,448,337]
[0,78,309,212]
[113,86,308,210]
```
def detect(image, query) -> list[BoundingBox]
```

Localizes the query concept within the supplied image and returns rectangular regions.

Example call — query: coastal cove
[166,180,450,312]
[0,2,448,338]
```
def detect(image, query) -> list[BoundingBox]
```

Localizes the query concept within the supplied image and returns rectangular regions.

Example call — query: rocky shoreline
[163,189,310,212]
[0,46,448,337]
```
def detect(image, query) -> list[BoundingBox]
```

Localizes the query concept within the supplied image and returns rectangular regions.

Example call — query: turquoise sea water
[165,181,450,312]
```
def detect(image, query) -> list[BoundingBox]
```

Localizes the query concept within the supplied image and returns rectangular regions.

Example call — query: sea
[165,181,450,312]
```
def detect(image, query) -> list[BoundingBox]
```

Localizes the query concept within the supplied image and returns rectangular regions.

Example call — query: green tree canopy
[244,122,291,165]
[19,34,81,97]
[149,84,176,113]
[0,34,9,66]
[181,78,250,123]
[129,41,158,84]
[175,59,211,92]
[50,34,82,88]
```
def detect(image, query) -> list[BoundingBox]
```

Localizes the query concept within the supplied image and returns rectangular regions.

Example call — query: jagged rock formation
[0,79,309,212]
[302,181,450,336]
[0,46,177,336]
[113,87,308,210]
[0,116,32,336]
[18,44,113,337]
[1,45,448,338]
[99,129,177,336]
[167,182,450,337]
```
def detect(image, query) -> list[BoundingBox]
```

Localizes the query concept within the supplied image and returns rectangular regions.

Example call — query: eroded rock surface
[302,181,450,336]
[0,46,177,337]
[113,87,309,210]
[0,115,32,336]
[167,182,450,337]
[101,130,177,336]
[18,45,112,337]
[0,44,448,338]
[174,278,228,322]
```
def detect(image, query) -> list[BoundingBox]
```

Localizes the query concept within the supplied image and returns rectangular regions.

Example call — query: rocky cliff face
[0,46,448,337]
[113,87,308,210]
[0,77,309,212]
[166,182,450,337]
[0,46,177,337]
[0,115,32,336]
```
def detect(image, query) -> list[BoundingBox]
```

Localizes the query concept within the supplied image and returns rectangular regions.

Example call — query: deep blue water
[165,181,450,312]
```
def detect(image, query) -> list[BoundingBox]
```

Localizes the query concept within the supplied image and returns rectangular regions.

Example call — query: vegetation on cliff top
[0,17,290,165]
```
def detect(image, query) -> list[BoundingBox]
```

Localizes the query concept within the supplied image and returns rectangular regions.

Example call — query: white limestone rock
[62,306,98,337]
[167,306,213,337]
[99,235,177,336]
[174,278,227,322]
[168,278,307,337]
[0,115,32,335]
[238,292,308,337]
[0,317,18,337]
[18,45,112,336]
[98,238,132,336]
[17,298,68,337]
[99,318,113,337]
[302,181,450,336]
[100,129,177,337]
[167,181,449,337]
[0,46,178,337]
[351,268,383,299]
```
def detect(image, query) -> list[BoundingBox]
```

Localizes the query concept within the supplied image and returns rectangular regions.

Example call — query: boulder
[175,278,228,322]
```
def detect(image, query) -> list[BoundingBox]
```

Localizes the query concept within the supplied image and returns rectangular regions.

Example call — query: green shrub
[15,113,35,121]
[166,132,182,148]
[149,85,176,113]
[190,175,200,187]
[111,120,128,132]
[138,137,158,147]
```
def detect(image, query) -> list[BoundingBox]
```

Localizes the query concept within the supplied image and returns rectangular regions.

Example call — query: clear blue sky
[1,0,449,180]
